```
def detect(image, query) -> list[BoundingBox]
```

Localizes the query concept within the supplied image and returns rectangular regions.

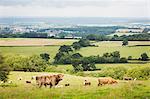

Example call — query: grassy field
[0,40,150,60]
[0,39,150,98]
[0,71,150,99]
[78,41,150,59]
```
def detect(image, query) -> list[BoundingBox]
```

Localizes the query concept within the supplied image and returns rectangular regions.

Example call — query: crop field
[0,72,150,99]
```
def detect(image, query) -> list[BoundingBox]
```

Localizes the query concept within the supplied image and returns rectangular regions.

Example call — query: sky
[0,0,149,18]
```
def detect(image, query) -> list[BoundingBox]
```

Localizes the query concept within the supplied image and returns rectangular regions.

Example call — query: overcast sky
[0,0,149,18]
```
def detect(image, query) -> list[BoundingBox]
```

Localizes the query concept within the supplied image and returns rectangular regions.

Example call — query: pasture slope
[0,72,150,99]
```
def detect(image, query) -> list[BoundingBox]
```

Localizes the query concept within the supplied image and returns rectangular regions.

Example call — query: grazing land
[0,72,150,99]
[0,38,150,99]
[0,39,150,59]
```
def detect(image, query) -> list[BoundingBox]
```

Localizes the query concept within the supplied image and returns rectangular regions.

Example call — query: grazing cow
[65,83,70,86]
[26,81,31,83]
[123,77,133,81]
[98,77,117,86]
[36,74,64,88]
[84,80,91,86]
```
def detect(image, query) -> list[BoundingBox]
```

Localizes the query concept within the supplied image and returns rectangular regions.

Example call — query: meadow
[0,38,150,99]
[0,71,150,99]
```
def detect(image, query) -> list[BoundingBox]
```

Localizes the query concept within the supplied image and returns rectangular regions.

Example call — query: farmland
[0,38,150,99]
[0,39,150,59]
[0,72,150,99]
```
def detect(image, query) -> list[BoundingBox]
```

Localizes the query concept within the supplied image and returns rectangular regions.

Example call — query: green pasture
[0,72,149,99]
[78,41,150,59]
[0,40,150,60]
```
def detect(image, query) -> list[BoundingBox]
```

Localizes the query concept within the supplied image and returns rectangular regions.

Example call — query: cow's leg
[39,83,42,88]
[44,83,47,88]
[49,83,52,88]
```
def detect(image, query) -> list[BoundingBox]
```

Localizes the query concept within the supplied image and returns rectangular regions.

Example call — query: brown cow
[36,74,64,88]
[98,77,117,86]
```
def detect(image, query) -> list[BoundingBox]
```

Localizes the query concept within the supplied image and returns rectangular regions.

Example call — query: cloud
[0,0,147,8]
[0,0,149,17]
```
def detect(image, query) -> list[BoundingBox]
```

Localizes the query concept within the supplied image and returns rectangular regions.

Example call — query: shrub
[101,66,127,79]
[40,53,50,61]
[120,57,128,63]
[126,66,150,80]
[128,56,132,60]
[5,55,48,72]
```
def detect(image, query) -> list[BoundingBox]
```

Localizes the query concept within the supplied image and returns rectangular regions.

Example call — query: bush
[126,66,150,80]
[128,56,132,60]
[5,55,48,72]
[101,66,127,79]
[120,57,128,63]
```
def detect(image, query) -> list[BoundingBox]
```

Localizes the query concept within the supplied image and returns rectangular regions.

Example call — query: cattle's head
[57,74,64,81]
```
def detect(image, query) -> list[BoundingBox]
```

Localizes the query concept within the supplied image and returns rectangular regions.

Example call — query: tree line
[86,33,150,41]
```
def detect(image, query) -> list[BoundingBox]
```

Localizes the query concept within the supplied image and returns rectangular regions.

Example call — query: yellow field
[0,38,77,46]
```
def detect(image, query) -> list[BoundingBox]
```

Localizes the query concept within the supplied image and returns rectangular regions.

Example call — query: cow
[98,77,117,86]
[26,81,31,83]
[65,83,70,86]
[123,77,133,81]
[84,80,91,86]
[36,74,64,88]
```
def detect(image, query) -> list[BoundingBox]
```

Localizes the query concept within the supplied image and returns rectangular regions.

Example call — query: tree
[0,54,10,82]
[141,53,149,61]
[81,58,96,71]
[54,52,64,63]
[71,59,83,72]
[122,39,128,46]
[72,42,81,50]
[103,53,110,57]
[40,53,50,61]
[111,51,120,58]
[78,39,90,47]
[59,45,73,53]
[71,53,83,59]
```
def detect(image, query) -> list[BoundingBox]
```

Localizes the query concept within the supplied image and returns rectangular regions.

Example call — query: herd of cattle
[27,74,135,88]
[1,74,136,88]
